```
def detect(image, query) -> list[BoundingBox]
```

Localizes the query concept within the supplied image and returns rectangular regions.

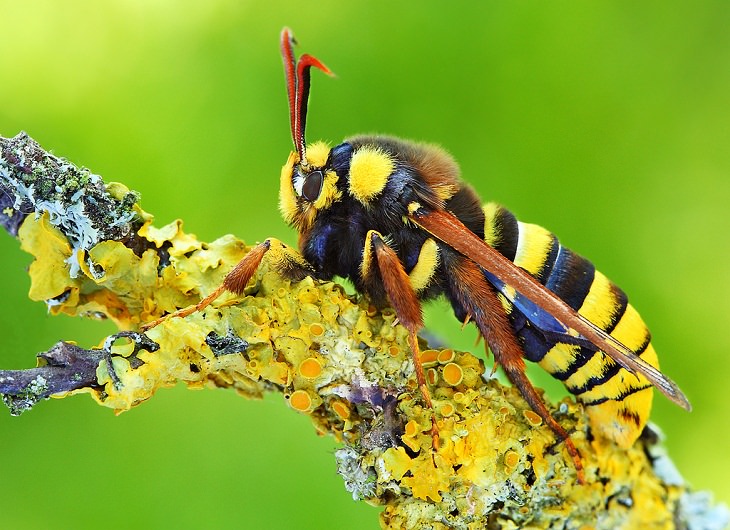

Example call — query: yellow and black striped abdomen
[482,203,658,447]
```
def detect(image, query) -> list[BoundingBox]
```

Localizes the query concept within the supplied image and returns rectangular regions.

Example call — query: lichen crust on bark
[2,132,727,530]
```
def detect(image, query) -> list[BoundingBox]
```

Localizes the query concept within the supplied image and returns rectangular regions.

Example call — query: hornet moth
[142,28,691,483]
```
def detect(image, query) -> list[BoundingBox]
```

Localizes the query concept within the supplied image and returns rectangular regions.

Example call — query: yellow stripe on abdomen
[514,222,554,277]
[551,296,656,446]
[534,252,657,447]
[483,207,661,447]
[584,385,654,447]
[577,271,616,329]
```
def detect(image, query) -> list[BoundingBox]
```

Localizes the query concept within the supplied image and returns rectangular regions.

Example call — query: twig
[1,132,727,529]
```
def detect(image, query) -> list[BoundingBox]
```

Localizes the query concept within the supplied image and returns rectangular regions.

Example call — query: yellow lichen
[442,362,464,386]
[437,348,455,364]
[401,419,423,453]
[138,219,200,255]
[12,190,693,530]
[419,349,439,365]
[289,389,313,412]
[524,409,543,426]
[380,447,412,482]
[404,420,420,437]
[401,456,449,502]
[19,212,80,305]
[504,449,520,470]
[299,357,322,379]
[331,400,350,420]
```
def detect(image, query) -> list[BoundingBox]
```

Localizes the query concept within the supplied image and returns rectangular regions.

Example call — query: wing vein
[410,206,691,411]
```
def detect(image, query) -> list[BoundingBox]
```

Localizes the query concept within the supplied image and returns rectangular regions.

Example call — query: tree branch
[1,132,727,529]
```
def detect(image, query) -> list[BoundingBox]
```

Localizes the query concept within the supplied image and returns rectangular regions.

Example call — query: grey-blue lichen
[1,374,49,416]
[336,446,378,501]
[0,132,144,280]
[679,491,730,530]
[2,132,729,530]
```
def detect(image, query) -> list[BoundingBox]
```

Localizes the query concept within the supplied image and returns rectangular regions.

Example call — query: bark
[1,132,727,530]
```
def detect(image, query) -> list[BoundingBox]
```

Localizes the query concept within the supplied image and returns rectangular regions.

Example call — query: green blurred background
[1,1,729,528]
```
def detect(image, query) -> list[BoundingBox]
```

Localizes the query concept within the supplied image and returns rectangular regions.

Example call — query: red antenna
[280,28,334,165]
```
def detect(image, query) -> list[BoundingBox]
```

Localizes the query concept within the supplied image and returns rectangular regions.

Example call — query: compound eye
[301,170,324,202]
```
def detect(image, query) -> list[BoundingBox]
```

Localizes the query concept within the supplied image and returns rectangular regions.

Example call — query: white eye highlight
[293,170,305,197]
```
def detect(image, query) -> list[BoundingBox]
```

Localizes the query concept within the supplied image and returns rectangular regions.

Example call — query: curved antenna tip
[280,29,333,163]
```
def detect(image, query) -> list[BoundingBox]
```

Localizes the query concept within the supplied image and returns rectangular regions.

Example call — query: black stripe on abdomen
[544,247,595,310]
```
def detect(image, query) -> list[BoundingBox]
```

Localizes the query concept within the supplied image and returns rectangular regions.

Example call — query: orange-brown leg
[140,240,271,332]
[367,231,439,450]
[412,207,690,412]
[446,255,585,483]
